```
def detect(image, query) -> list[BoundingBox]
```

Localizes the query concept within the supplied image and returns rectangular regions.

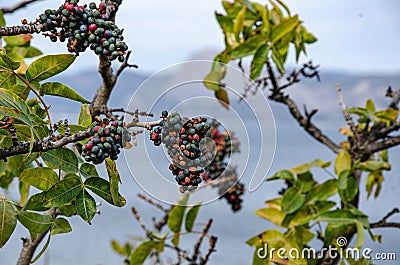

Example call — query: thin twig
[370,208,400,229]
[1,0,41,14]
[137,193,169,213]
[190,219,213,264]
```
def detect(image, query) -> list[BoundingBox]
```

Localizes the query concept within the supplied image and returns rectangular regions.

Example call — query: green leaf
[40,82,90,103]
[204,52,230,91]
[80,163,99,179]
[4,35,32,47]
[58,204,76,217]
[230,35,264,59]
[335,149,352,175]
[307,179,338,204]
[75,189,96,223]
[6,84,30,100]
[233,6,246,40]
[316,209,356,226]
[250,43,270,80]
[355,220,365,249]
[185,204,201,232]
[267,170,294,182]
[19,167,58,191]
[19,181,30,205]
[111,240,126,255]
[51,217,72,235]
[43,175,82,207]
[295,171,315,193]
[0,198,17,248]
[172,233,180,247]
[41,148,79,173]
[17,211,52,233]
[84,177,126,207]
[271,46,285,73]
[24,192,49,211]
[293,226,315,245]
[255,208,285,226]
[129,240,156,265]
[291,159,331,175]
[0,50,21,70]
[338,170,358,202]
[0,10,5,27]
[25,47,43,58]
[167,194,189,233]
[355,160,391,172]
[281,187,306,214]
[26,54,76,82]
[215,88,230,110]
[0,88,38,143]
[105,158,121,205]
[270,15,299,44]
[78,104,92,127]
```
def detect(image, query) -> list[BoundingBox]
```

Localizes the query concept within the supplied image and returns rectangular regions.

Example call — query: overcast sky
[4,0,400,74]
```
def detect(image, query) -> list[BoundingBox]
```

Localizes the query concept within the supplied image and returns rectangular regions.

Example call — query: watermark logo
[256,237,397,261]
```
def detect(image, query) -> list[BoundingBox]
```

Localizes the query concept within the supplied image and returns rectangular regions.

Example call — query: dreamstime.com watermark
[257,237,397,261]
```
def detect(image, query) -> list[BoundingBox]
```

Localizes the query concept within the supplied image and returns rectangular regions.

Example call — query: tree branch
[0,24,43,36]
[370,208,400,229]
[266,60,341,154]
[0,129,92,161]
[366,135,400,156]
[1,0,41,14]
[90,0,132,116]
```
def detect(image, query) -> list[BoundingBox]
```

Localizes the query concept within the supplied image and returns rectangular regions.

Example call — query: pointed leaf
[167,194,189,233]
[26,54,76,82]
[17,211,52,233]
[338,170,358,202]
[270,15,299,44]
[233,6,246,39]
[41,148,79,173]
[80,163,99,179]
[75,189,96,223]
[185,204,201,232]
[255,208,285,226]
[307,179,338,204]
[316,209,356,226]
[51,217,72,235]
[267,170,294,182]
[78,104,92,127]
[84,177,126,207]
[43,175,82,207]
[355,221,365,249]
[24,192,49,211]
[40,82,90,103]
[0,50,21,70]
[230,35,264,59]
[281,187,305,214]
[0,198,17,248]
[19,167,58,191]
[215,88,230,110]
[335,149,352,175]
[129,240,156,265]
[250,43,270,80]
[105,158,121,205]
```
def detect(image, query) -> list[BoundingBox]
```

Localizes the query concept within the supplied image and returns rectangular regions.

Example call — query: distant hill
[46,51,400,129]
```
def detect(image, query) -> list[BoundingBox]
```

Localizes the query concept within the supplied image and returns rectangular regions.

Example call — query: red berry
[88,24,97,32]
[193,134,199,141]
[85,143,94,150]
[94,126,101,133]
[151,133,159,141]
[99,2,107,10]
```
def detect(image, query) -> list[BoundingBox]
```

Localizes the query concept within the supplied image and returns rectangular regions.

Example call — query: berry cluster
[82,117,131,164]
[149,111,214,192]
[221,182,245,212]
[36,0,128,61]
[217,167,245,212]
[200,121,239,182]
